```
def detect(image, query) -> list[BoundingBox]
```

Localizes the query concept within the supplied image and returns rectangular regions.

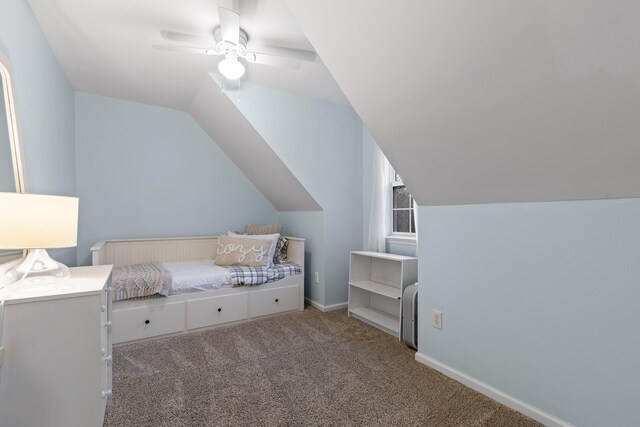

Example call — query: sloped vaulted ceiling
[188,75,320,211]
[28,0,325,211]
[285,0,640,205]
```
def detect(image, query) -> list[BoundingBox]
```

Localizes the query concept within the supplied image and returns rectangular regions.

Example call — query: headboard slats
[95,237,218,267]
[91,236,305,270]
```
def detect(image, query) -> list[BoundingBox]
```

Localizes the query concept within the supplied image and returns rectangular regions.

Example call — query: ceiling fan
[154,6,316,80]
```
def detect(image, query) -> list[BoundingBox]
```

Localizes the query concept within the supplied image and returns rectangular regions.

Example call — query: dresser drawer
[112,301,185,343]
[187,293,248,330]
[250,285,299,318]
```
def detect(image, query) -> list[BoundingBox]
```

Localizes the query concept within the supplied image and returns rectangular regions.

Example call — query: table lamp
[0,192,79,287]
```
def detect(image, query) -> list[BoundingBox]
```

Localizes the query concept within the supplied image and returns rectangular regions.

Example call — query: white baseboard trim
[415,352,573,427]
[304,298,348,312]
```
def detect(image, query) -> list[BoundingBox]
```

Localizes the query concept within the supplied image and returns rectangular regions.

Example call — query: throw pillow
[214,236,273,268]
[228,231,279,268]
[274,236,288,264]
[246,224,283,235]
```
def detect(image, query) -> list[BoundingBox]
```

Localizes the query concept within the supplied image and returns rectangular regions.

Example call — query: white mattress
[161,259,231,295]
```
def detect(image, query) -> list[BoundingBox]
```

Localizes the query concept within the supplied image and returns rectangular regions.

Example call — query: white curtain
[368,144,391,252]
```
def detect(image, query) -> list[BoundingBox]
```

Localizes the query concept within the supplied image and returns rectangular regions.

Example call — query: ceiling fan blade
[247,44,316,62]
[160,30,209,44]
[152,45,221,55]
[218,7,240,44]
[247,52,301,70]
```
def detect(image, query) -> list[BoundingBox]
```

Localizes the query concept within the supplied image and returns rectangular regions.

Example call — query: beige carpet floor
[104,306,541,427]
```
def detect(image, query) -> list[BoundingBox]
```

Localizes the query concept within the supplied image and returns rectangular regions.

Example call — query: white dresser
[0,265,113,427]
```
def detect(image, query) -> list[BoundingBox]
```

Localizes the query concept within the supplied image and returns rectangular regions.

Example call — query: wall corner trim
[304,298,347,312]
[414,352,573,427]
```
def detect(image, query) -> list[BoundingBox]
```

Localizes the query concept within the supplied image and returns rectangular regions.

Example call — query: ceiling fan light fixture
[218,54,245,80]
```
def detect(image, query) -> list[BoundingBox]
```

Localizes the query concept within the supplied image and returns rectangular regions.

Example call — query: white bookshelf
[348,251,418,339]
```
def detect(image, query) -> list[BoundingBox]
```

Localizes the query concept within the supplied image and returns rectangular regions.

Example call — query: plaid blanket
[271,263,302,281]
[228,263,302,287]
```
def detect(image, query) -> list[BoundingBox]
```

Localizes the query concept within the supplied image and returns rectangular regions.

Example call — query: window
[391,171,416,234]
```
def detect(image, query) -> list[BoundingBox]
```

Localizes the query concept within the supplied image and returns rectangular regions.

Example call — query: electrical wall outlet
[314,272,320,284]
[432,309,443,330]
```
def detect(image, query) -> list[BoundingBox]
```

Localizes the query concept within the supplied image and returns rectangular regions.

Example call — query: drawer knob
[144,319,150,324]
[275,298,279,303]
[217,308,222,312]
[101,389,112,399]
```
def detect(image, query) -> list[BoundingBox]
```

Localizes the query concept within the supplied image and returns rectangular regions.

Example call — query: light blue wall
[222,80,364,306]
[0,0,77,266]
[74,92,278,265]
[386,242,417,257]
[417,198,640,427]
[278,211,325,303]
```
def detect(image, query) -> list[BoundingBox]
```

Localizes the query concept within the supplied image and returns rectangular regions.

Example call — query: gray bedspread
[112,262,172,301]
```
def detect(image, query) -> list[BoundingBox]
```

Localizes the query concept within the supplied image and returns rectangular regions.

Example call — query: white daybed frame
[91,236,305,344]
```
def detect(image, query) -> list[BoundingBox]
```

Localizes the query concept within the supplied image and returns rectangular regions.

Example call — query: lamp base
[1,249,69,288]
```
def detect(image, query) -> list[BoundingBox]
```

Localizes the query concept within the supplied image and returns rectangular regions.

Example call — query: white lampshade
[0,192,79,249]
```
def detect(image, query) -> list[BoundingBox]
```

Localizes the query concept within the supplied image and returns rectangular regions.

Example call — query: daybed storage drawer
[112,301,185,343]
[250,285,299,318]
[187,293,248,330]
